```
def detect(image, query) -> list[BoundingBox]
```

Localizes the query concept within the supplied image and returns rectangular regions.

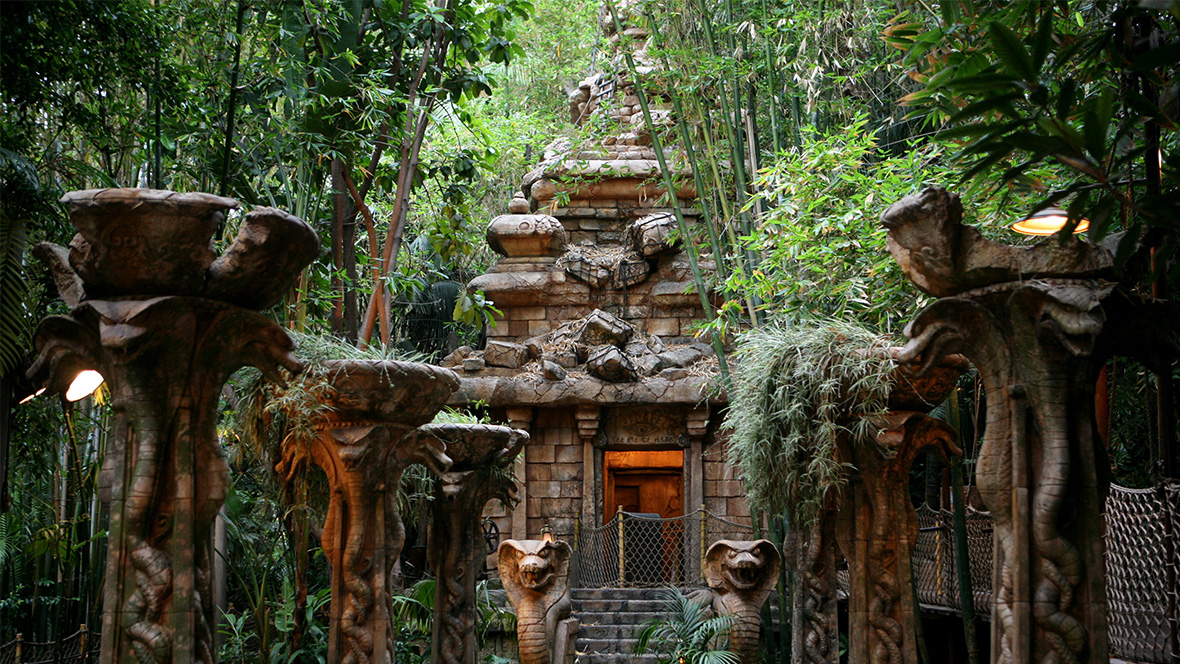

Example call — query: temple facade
[442,3,751,563]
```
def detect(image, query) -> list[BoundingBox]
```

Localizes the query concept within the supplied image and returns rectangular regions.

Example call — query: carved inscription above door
[604,406,687,449]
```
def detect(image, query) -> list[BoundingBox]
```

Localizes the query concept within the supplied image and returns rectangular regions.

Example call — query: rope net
[576,508,754,588]
[911,504,994,616]
[0,627,97,664]
[1105,483,1179,663]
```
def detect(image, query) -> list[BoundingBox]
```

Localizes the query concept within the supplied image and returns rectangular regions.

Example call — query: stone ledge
[448,373,727,407]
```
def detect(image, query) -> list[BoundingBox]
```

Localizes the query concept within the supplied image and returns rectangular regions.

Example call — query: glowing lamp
[18,387,46,405]
[540,524,554,543]
[65,370,105,402]
[1011,207,1089,236]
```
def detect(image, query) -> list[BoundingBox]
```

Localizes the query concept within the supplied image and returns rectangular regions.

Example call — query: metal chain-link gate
[574,507,754,588]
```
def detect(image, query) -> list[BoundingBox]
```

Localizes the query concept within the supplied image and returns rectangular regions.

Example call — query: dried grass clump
[724,319,896,525]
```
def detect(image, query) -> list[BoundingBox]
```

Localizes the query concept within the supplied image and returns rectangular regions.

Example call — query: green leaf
[1030,10,1053,75]
[946,91,1022,124]
[988,22,1038,82]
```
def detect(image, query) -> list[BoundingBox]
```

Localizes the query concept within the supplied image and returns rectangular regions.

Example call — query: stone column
[685,405,708,578]
[835,412,960,664]
[276,360,460,664]
[413,423,527,664]
[575,405,601,526]
[880,187,1178,664]
[784,512,839,664]
[505,407,535,540]
[27,189,318,663]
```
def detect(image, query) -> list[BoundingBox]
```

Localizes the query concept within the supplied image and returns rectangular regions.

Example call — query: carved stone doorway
[604,449,684,520]
[604,450,685,585]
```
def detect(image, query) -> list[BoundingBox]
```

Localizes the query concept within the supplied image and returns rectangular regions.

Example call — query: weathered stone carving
[486,213,566,258]
[275,360,460,664]
[697,540,781,664]
[629,212,680,257]
[784,515,839,664]
[411,423,526,664]
[880,186,1179,664]
[835,412,960,664]
[27,188,316,664]
[586,345,638,382]
[881,187,1113,298]
[497,539,573,664]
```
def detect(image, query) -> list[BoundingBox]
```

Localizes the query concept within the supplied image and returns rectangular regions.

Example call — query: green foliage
[895,1,1180,266]
[635,588,738,664]
[725,319,896,523]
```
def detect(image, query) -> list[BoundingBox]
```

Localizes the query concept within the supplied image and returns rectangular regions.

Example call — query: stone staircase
[571,587,679,664]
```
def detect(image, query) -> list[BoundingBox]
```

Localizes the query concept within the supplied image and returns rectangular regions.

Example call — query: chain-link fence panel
[575,508,754,588]
[1167,482,1180,662]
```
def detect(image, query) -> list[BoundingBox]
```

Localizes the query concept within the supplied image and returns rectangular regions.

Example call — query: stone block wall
[703,437,753,527]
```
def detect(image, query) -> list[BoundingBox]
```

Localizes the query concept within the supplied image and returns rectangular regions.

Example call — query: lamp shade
[1011,207,1089,236]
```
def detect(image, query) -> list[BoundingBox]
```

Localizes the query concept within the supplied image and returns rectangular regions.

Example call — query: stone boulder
[484,340,529,369]
[629,212,680,257]
[577,309,634,347]
[586,345,638,382]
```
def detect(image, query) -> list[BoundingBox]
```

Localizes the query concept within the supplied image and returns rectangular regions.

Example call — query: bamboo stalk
[948,391,979,664]
[608,4,732,389]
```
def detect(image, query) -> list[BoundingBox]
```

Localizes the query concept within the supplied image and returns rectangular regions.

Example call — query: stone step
[576,622,652,640]
[574,654,663,664]
[573,610,666,626]
[571,587,684,601]
[577,637,641,654]
[571,598,669,613]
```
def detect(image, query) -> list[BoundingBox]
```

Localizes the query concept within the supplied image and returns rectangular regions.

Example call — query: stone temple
[440,3,752,568]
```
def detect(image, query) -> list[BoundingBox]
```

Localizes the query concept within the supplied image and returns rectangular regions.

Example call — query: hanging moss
[724,318,897,525]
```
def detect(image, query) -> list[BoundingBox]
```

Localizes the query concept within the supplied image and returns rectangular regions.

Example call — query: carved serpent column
[497,539,573,664]
[835,411,961,664]
[700,540,781,664]
[275,361,460,664]
[878,187,1180,664]
[414,424,526,664]
[784,510,839,664]
[27,189,318,663]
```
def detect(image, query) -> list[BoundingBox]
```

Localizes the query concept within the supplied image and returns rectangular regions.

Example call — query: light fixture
[65,370,105,402]
[18,387,46,405]
[541,524,554,543]
[1011,207,1090,236]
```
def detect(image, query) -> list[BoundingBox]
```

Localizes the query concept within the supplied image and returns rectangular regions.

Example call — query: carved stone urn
[406,423,527,664]
[27,188,319,664]
[275,360,460,664]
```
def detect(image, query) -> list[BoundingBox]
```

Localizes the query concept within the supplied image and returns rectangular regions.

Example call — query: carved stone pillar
[413,423,527,664]
[835,412,960,664]
[27,189,318,663]
[575,405,601,526]
[276,360,460,664]
[880,187,1177,664]
[505,407,535,540]
[784,513,839,664]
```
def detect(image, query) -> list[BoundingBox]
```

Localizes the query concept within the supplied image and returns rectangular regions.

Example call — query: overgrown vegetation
[635,588,738,664]
[725,319,897,524]
[1,0,1176,655]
